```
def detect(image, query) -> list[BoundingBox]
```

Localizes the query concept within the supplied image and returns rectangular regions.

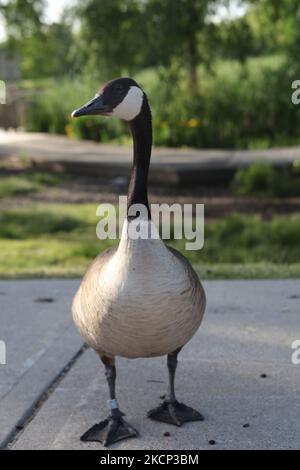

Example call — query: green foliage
[4,1,300,149]
[248,1,300,63]
[217,15,255,62]
[78,0,143,76]
[69,115,126,143]
[78,0,219,89]
[26,54,300,149]
[0,172,64,199]
[26,76,128,141]
[193,54,300,149]
[26,78,91,133]
[0,0,44,40]
[0,0,76,78]
[231,162,300,197]
[142,0,219,89]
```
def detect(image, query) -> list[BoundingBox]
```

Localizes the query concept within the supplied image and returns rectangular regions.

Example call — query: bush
[68,115,126,143]
[26,77,128,142]
[231,162,300,197]
[24,55,300,149]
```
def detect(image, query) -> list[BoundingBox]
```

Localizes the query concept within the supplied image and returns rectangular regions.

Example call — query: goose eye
[115,84,123,92]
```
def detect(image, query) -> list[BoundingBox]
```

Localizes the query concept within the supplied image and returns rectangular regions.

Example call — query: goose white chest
[72,220,205,359]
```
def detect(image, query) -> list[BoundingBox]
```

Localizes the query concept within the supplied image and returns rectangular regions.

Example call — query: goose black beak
[72,94,109,118]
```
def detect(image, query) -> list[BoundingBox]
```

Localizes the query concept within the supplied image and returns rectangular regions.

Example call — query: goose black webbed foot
[81,409,138,446]
[147,400,204,427]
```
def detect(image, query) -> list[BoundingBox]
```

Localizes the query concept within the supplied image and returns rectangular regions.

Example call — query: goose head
[72,77,144,122]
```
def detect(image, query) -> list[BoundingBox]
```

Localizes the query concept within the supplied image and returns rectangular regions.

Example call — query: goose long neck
[127,97,152,218]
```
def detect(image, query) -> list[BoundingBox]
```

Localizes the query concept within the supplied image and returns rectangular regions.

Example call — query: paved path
[0,279,299,450]
[1,130,299,186]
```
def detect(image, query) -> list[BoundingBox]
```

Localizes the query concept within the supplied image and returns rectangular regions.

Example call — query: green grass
[0,204,299,279]
[195,263,300,280]
[0,173,65,199]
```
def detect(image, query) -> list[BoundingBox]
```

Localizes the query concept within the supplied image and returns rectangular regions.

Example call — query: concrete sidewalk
[0,279,299,450]
[1,130,299,186]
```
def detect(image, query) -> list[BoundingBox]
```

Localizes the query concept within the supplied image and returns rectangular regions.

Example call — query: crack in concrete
[2,343,88,450]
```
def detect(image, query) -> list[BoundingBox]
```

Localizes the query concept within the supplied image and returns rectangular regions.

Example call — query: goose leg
[147,348,204,426]
[81,356,138,446]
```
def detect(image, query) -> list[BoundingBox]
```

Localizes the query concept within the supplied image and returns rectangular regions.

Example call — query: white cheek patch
[111,86,144,121]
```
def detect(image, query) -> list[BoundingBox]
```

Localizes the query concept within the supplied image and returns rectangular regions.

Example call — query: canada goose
[71,77,206,446]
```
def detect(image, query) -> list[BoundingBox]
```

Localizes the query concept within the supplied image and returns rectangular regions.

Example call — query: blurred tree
[78,0,143,78]
[0,0,44,41]
[78,0,223,91]
[217,16,255,62]
[247,0,300,61]
[143,0,220,91]
[0,0,75,79]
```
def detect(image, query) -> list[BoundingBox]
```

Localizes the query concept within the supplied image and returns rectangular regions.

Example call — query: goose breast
[72,224,206,358]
